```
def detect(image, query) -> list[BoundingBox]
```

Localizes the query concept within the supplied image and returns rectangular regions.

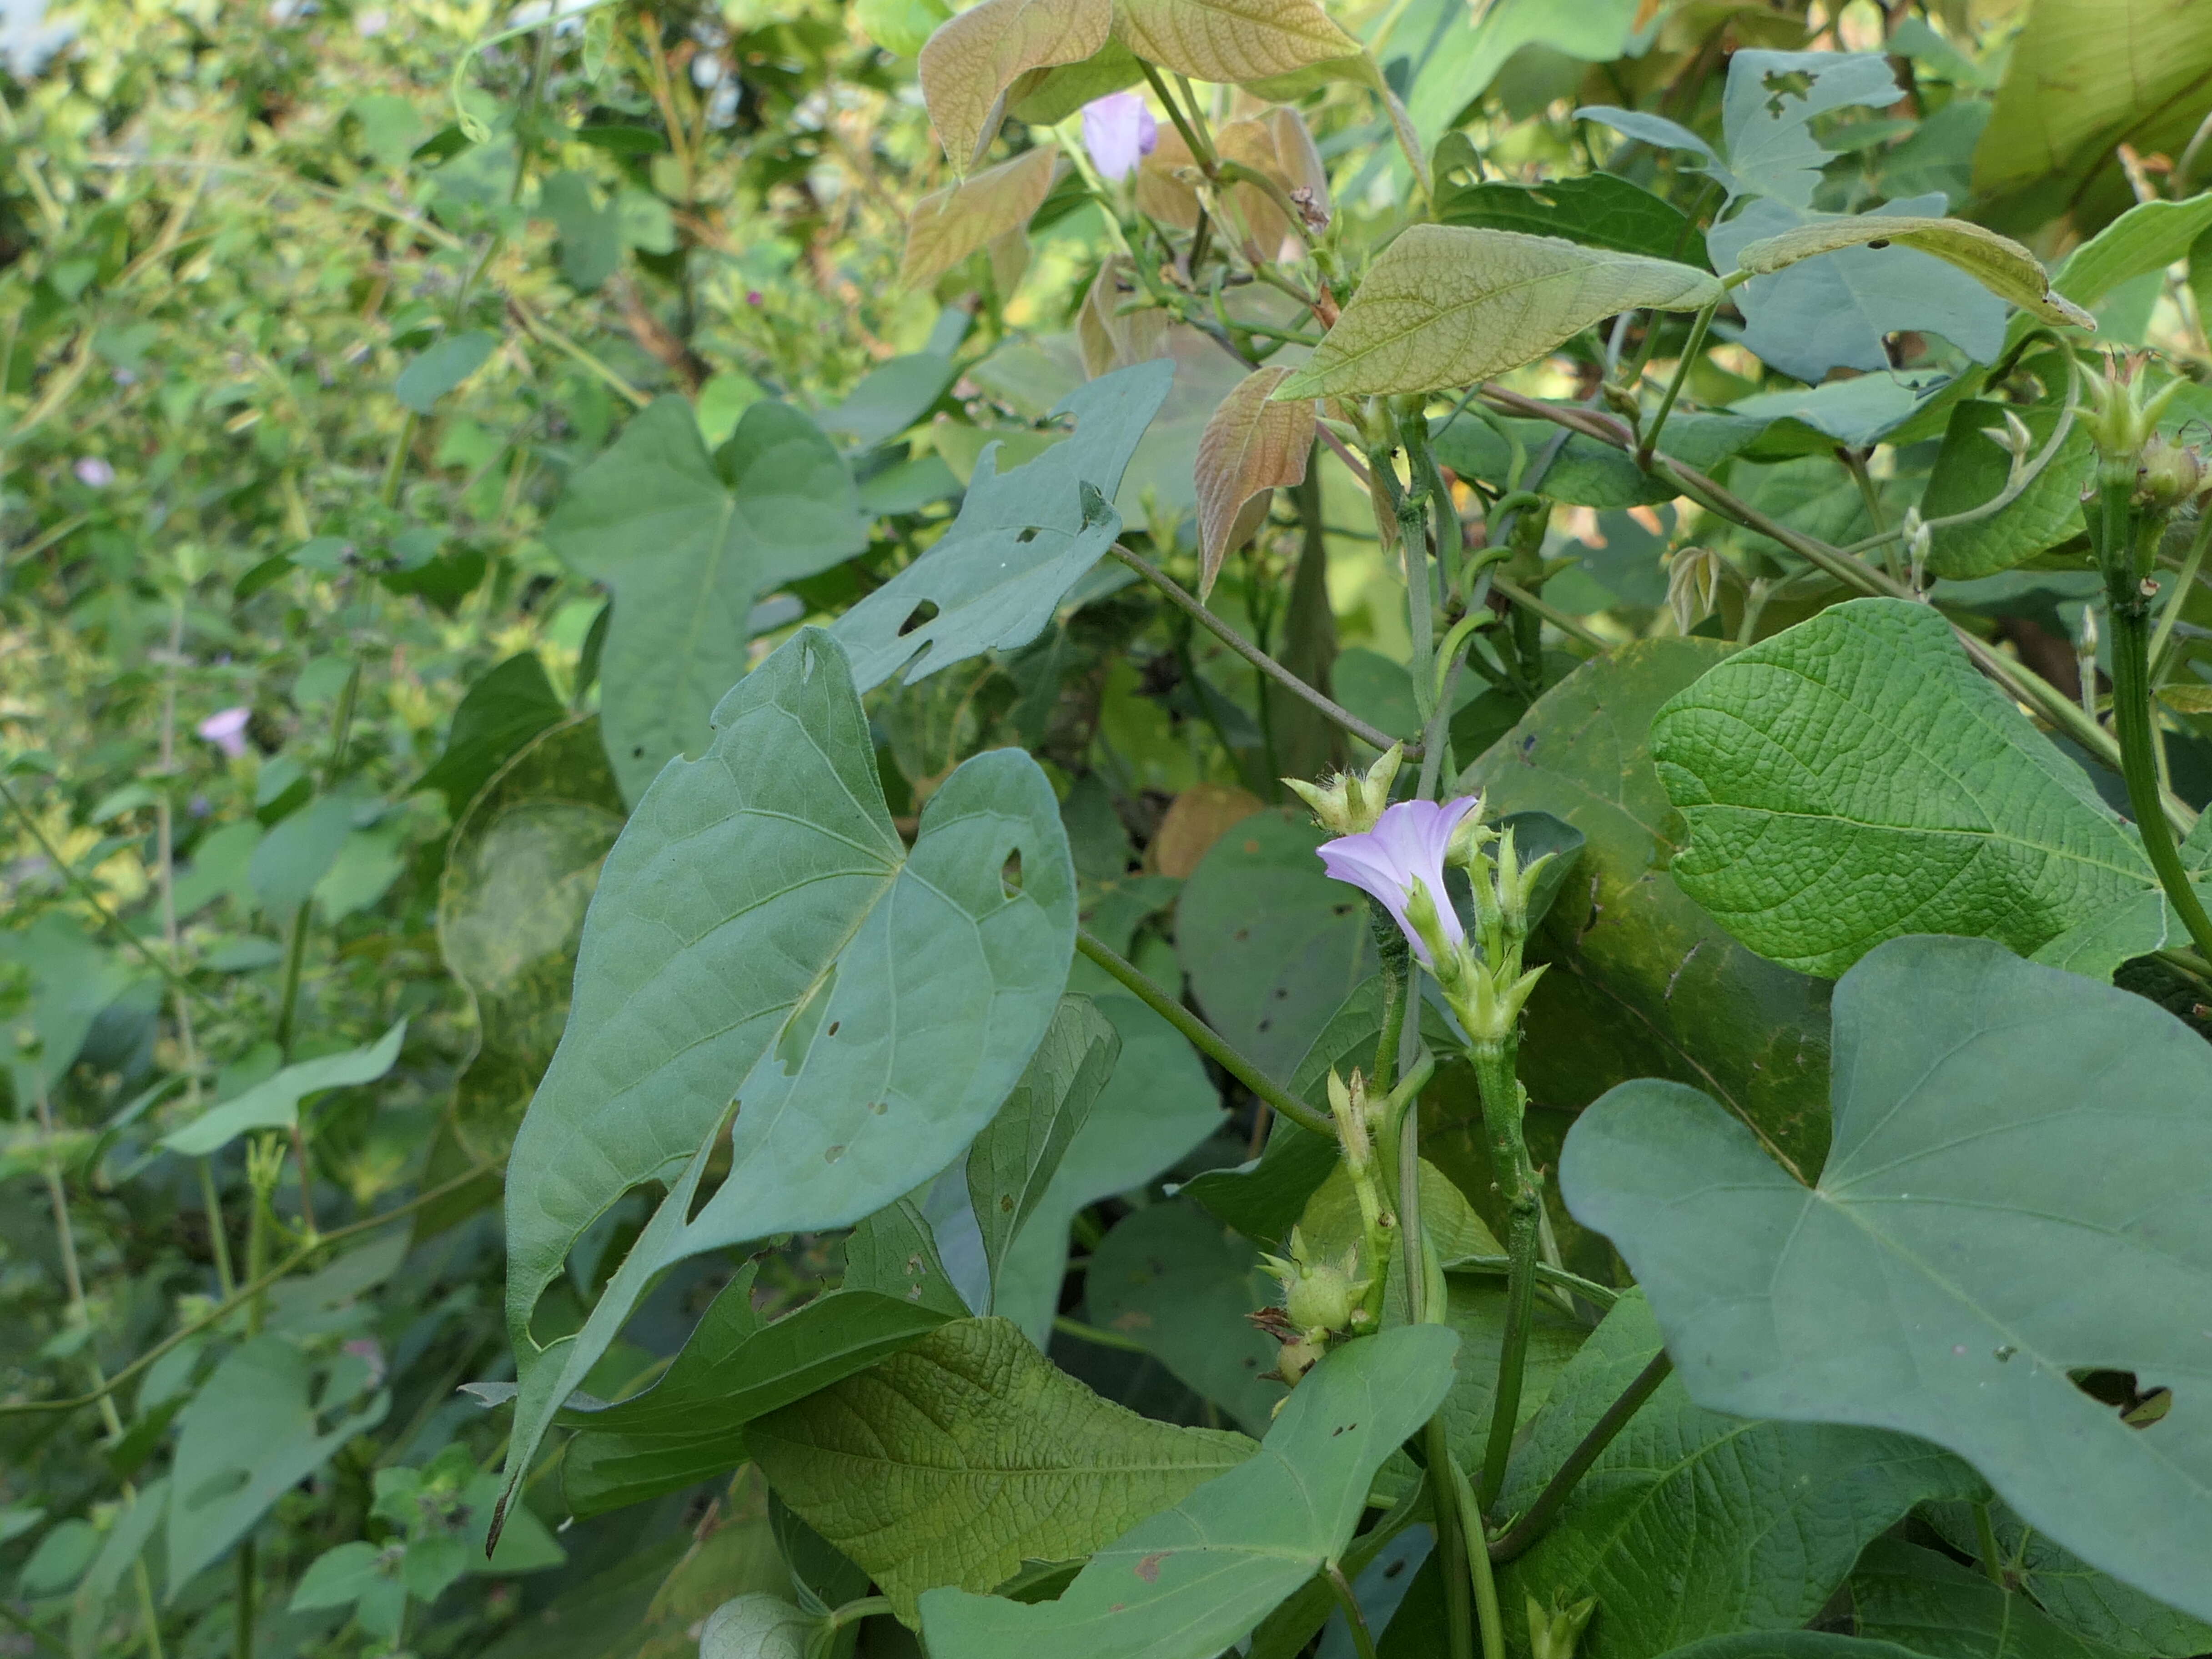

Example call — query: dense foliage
[5,2,2212,1658]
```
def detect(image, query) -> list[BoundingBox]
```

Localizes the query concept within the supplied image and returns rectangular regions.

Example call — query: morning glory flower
[197,707,252,759]
[74,457,115,487]
[1318,796,1481,968]
[1081,90,1156,184]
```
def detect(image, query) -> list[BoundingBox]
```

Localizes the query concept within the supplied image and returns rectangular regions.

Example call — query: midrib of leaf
[1312,258,1629,380]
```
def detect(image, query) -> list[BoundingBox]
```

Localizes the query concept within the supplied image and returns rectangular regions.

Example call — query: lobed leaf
[1274,226,1720,400]
[1560,935,2212,1622]
[749,1316,1254,1622]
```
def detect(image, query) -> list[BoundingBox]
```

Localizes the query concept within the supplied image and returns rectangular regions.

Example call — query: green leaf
[2056,195,2212,312]
[1434,174,1706,266]
[248,792,361,918]
[560,1263,951,1517]
[1920,401,2095,581]
[749,1316,1254,1622]
[1082,1198,1285,1433]
[992,992,1226,1343]
[915,1324,1458,1655]
[1728,214,2091,328]
[68,1479,166,1659]
[858,0,952,56]
[1108,0,1358,86]
[967,994,1119,1299]
[844,1192,975,1318]
[1658,1638,1931,1659]
[1463,639,1834,1180]
[1727,370,1953,451]
[416,652,568,816]
[1497,1294,1978,1659]
[166,1337,387,1592]
[290,1540,396,1612]
[1560,934,2212,1623]
[830,361,1172,693]
[1406,0,1641,159]
[536,170,623,292]
[546,396,867,802]
[1853,1540,2137,1659]
[1716,50,1901,207]
[0,916,135,1102]
[1176,809,1376,1085]
[395,329,497,412]
[499,629,1075,1525]
[160,1019,406,1156]
[1922,1498,2212,1658]
[1708,197,2009,383]
[1975,0,2212,232]
[437,718,625,1165]
[1430,409,1761,507]
[699,1594,816,1659]
[1649,598,2156,976]
[818,352,959,451]
[1275,227,1720,400]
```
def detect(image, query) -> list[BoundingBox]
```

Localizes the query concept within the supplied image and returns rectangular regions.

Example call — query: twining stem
[1074,930,1335,1138]
[1324,1564,1380,1659]
[2091,482,2212,961]
[2150,510,2212,676]
[1451,1455,1507,1659]
[1490,575,1609,651]
[1637,298,1715,465]
[1488,1350,1672,1561]
[1471,1040,1543,1510]
[1368,910,1412,1095]
[1107,544,1413,755]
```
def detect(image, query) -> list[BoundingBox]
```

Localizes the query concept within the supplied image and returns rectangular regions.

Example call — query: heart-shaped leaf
[1650,598,2160,977]
[915,1324,1458,1656]
[1560,934,2212,1621]
[497,628,1075,1526]
[546,397,866,803]
[1274,227,1720,400]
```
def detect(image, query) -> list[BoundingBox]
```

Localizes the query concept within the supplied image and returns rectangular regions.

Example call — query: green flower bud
[1528,1594,1597,1659]
[2139,434,2204,511]
[1285,744,1404,836]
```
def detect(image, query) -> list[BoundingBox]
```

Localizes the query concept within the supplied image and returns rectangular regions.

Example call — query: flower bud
[1262,1228,1371,1336]
[1446,798,1495,870]
[1285,744,1404,836]
[1401,877,1465,988]
[2139,434,2204,511]
[1665,545,1722,636]
[1528,1595,1597,1659]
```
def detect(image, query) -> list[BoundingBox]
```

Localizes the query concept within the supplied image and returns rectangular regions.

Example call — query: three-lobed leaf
[496,629,1076,1528]
[749,1316,1254,1621]
[1274,226,1719,400]
[1561,935,2212,1621]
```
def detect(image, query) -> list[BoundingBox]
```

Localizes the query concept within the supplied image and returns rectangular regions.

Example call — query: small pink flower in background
[1318,797,1481,967]
[197,707,252,760]
[1081,90,1156,183]
[343,1337,387,1387]
[73,457,115,487]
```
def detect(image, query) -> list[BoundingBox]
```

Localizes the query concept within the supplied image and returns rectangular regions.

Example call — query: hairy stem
[1471,1040,1542,1509]
[1074,930,1334,1137]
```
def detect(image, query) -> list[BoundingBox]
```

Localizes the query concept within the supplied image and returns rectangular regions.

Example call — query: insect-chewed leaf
[1274,226,1720,400]
[915,1325,1457,1656]
[900,144,1061,289]
[495,627,1076,1536]
[1109,0,1357,86]
[1730,214,2093,329]
[1561,934,2212,1623]
[1195,367,1312,595]
[749,1316,1255,1622]
[919,0,1110,169]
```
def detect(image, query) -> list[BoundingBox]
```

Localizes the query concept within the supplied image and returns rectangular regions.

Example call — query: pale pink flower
[1318,797,1481,968]
[197,707,252,760]
[74,457,115,487]
[1081,90,1157,183]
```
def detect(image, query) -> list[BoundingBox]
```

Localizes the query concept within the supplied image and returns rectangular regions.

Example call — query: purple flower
[1318,796,1481,968]
[74,457,115,488]
[1081,90,1157,184]
[197,707,252,760]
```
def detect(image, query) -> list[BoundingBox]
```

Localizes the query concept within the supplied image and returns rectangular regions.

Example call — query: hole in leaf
[1866,238,1891,250]
[1760,67,1815,113]
[1001,849,1024,900]
[2071,1368,2173,1427]
[1015,525,1042,543]
[897,599,940,638]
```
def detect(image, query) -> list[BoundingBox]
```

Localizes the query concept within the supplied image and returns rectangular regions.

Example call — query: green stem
[1074,931,1335,1137]
[1052,1315,1152,1355]
[1451,1455,1507,1659]
[2150,510,2212,677]
[1488,1350,1671,1561]
[1489,575,1609,652]
[1438,1256,1618,1309]
[1472,1041,1541,1511]
[2095,485,2212,962]
[1637,299,1714,466]
[1325,1564,1380,1659]
[1368,915,1411,1095]
[1426,1415,1476,1659]
[234,1543,255,1659]
[1971,1500,2006,1588]
[1107,544,1413,754]
[1140,60,1215,171]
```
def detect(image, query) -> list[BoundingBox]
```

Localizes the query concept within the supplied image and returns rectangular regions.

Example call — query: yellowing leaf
[919,0,1111,169]
[1276,226,1721,400]
[1077,257,1171,378]
[1196,366,1314,592]
[1111,0,1359,86]
[900,145,1062,288]
[1214,110,1327,261]
[1729,215,2095,331]
[1135,126,1203,231]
